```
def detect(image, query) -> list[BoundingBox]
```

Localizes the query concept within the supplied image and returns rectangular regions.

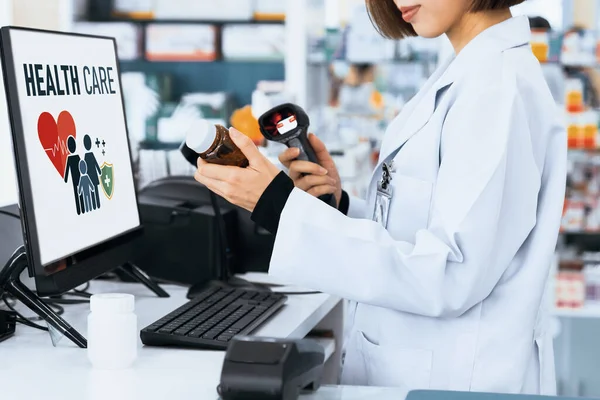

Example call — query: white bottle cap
[185,119,217,153]
[90,293,135,314]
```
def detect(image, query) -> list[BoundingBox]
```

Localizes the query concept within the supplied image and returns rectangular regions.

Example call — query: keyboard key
[188,330,204,338]
[217,335,232,342]
[203,330,221,340]
[231,314,259,331]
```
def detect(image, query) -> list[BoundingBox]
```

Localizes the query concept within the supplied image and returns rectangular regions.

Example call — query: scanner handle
[286,136,337,208]
[288,136,316,163]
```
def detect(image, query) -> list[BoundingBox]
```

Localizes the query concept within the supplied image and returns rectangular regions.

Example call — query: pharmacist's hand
[194,127,280,212]
[279,133,342,207]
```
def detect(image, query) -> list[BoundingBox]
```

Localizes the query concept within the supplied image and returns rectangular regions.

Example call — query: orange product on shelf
[112,10,154,19]
[230,105,264,146]
[566,92,585,113]
[579,111,600,149]
[531,42,549,63]
[584,126,597,149]
[370,90,384,109]
[566,78,585,113]
[253,12,286,21]
[567,112,585,149]
[530,30,549,63]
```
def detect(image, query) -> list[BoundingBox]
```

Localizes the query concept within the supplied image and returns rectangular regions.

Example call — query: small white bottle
[88,293,138,370]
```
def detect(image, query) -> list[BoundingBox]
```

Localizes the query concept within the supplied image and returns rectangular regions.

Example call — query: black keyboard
[140,286,287,350]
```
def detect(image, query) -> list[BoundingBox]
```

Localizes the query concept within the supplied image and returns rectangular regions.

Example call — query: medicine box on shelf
[71,22,142,61]
[222,24,286,61]
[145,24,217,61]
[153,0,254,21]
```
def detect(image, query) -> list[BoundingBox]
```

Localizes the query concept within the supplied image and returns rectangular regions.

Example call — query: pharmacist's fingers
[307,185,336,198]
[278,147,301,168]
[288,161,328,181]
[196,162,242,184]
[197,157,207,169]
[307,133,334,165]
[194,170,228,197]
[295,175,336,192]
[228,127,263,165]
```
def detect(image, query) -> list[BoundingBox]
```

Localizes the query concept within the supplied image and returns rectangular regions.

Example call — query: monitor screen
[1,28,140,272]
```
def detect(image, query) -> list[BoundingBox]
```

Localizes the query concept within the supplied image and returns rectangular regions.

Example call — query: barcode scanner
[258,103,337,208]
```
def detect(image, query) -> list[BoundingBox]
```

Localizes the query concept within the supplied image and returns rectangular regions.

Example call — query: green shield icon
[100,162,114,199]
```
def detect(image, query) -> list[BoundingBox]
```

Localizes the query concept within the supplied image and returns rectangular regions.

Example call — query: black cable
[0,210,20,219]
[44,298,88,305]
[209,191,234,282]
[0,295,16,309]
[62,292,91,300]
[72,281,92,297]
[2,295,48,331]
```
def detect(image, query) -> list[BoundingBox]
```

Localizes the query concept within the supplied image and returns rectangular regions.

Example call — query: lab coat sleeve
[268,84,542,318]
[347,195,367,219]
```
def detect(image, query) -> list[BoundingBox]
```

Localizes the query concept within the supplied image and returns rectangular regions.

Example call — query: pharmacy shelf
[561,231,600,236]
[138,140,182,151]
[90,18,285,26]
[553,305,600,318]
[119,59,284,106]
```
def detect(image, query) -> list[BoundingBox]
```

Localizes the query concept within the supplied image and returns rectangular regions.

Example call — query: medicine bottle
[88,293,137,370]
[184,120,249,167]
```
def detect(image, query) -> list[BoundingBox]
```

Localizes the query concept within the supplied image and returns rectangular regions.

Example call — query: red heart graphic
[37,111,76,178]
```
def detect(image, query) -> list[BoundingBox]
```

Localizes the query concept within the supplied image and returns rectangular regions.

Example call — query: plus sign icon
[100,162,114,199]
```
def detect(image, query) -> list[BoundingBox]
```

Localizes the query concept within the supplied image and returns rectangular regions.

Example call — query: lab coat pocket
[359,331,433,390]
[388,174,433,241]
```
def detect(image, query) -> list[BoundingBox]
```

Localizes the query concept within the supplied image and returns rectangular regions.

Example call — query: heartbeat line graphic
[44,137,69,157]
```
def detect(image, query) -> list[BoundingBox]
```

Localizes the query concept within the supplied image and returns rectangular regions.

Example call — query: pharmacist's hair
[366,0,526,40]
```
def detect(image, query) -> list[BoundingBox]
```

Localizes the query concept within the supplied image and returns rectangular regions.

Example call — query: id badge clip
[372,161,394,228]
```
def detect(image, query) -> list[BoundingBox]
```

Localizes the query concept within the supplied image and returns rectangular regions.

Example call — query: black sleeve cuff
[338,190,350,216]
[251,171,295,235]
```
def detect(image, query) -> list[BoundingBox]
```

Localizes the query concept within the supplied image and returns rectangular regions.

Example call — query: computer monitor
[0,26,142,296]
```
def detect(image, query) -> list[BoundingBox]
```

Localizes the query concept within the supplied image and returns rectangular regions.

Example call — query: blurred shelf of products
[554,250,600,317]
[530,26,600,149]
[532,22,600,316]
[299,1,445,199]
[76,0,288,188]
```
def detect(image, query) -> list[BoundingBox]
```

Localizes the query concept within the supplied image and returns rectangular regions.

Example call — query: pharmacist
[194,0,566,395]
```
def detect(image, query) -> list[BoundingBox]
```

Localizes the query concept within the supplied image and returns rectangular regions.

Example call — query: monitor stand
[0,246,169,348]
[120,262,169,298]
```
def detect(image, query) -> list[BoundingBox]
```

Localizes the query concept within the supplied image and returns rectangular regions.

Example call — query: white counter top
[0,275,358,400]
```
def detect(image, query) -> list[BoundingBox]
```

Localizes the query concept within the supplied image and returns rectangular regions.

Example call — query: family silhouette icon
[63,134,103,215]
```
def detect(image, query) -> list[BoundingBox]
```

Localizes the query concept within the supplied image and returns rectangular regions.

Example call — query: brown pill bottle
[185,120,249,167]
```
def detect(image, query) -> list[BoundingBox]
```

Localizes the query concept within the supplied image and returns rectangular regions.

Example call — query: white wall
[0,0,16,207]
[12,0,72,31]
[0,0,75,207]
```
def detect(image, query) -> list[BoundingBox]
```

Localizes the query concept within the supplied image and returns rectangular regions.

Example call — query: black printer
[131,176,275,286]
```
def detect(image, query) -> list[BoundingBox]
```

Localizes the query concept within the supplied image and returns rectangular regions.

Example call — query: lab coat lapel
[376,55,454,167]
[374,16,532,171]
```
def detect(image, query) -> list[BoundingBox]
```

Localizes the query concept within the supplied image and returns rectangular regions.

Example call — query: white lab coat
[268,16,566,395]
